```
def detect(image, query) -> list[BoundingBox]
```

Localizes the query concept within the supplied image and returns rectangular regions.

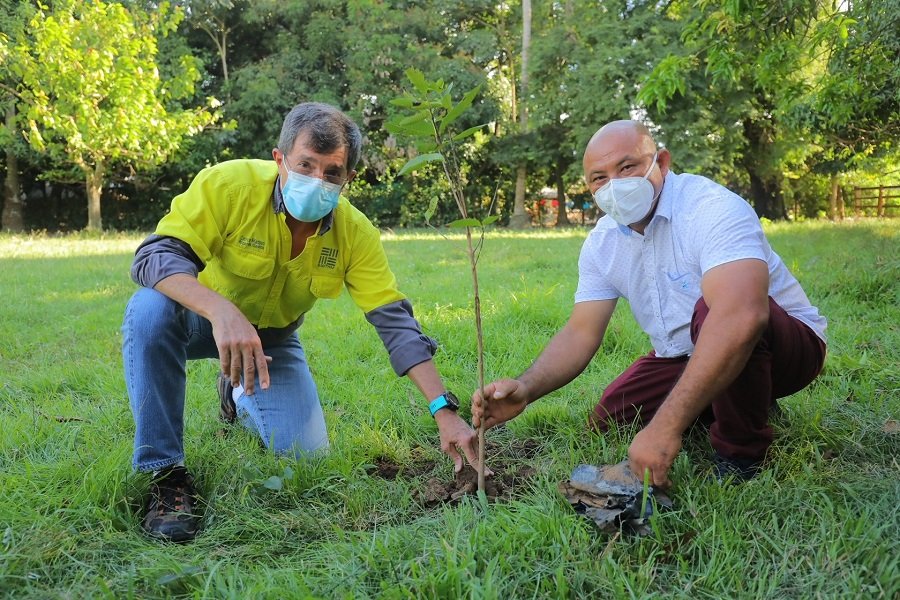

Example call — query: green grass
[0,221,897,599]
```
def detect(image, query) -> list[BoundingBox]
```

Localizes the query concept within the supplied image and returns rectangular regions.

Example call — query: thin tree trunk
[200,22,229,86]
[828,175,839,220]
[554,158,570,226]
[2,106,24,232]
[508,0,532,229]
[85,163,104,231]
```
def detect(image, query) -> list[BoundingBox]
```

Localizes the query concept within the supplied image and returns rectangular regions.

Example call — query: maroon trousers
[591,297,826,461]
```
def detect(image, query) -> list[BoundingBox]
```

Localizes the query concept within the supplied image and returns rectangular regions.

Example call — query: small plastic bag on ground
[558,461,673,536]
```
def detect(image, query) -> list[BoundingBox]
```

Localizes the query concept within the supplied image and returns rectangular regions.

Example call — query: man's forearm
[154,273,235,324]
[405,360,446,402]
[518,328,600,402]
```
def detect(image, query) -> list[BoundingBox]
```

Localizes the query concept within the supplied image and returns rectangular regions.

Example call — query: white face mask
[593,152,659,225]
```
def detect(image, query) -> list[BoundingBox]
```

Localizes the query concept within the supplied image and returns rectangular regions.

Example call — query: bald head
[584,120,657,164]
[582,119,671,225]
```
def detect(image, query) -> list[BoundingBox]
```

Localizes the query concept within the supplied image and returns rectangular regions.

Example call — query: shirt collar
[273,173,335,234]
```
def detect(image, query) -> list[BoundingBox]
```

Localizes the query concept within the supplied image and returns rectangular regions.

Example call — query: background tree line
[1,0,897,232]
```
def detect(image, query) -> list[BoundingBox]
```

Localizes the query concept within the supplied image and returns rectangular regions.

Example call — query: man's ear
[346,169,358,185]
[657,148,672,175]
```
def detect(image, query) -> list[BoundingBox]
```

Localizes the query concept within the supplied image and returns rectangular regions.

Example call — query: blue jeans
[122,288,329,472]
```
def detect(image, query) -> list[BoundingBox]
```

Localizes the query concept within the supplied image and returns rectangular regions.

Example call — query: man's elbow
[741,300,770,344]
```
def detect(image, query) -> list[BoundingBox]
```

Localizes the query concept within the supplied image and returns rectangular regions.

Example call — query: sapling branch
[389,69,491,492]
[437,122,489,492]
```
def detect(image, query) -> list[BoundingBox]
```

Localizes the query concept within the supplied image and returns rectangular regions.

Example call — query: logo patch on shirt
[238,236,265,250]
[318,247,339,269]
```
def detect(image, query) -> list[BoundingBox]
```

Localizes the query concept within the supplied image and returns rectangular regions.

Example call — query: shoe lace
[150,469,194,514]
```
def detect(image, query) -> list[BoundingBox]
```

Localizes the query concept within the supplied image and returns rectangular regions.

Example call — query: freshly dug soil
[365,438,541,507]
[418,464,537,507]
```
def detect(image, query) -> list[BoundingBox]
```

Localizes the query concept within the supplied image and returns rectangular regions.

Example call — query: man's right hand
[154,273,272,395]
[209,301,271,395]
[471,379,531,430]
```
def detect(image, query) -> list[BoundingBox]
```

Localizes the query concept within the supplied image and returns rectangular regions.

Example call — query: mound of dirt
[365,438,542,507]
[418,464,537,507]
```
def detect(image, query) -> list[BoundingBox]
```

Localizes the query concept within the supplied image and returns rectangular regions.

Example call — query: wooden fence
[834,185,900,218]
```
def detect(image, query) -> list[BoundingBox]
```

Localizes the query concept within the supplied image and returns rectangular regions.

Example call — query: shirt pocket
[310,274,343,299]
[666,271,699,297]
[219,243,275,280]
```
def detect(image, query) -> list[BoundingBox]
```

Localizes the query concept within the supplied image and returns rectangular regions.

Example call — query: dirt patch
[418,464,538,507]
[365,457,403,480]
[366,438,543,506]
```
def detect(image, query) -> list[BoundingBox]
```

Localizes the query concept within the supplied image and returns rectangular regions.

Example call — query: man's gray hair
[278,102,363,171]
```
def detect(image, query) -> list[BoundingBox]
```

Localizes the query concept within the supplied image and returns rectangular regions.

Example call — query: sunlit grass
[0,221,897,598]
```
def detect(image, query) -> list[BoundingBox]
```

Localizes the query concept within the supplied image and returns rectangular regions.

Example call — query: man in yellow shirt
[124,102,478,542]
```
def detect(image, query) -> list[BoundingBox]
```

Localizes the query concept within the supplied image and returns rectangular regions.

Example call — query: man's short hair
[278,102,363,172]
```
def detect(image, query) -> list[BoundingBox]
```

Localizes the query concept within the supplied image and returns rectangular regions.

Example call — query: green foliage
[387,68,492,226]
[2,0,897,230]
[639,0,900,219]
[10,0,216,166]
[2,0,218,229]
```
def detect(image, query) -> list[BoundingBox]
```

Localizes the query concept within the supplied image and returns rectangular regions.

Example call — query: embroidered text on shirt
[238,236,265,250]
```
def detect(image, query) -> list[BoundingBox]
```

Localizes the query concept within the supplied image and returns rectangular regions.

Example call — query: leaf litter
[558,461,673,536]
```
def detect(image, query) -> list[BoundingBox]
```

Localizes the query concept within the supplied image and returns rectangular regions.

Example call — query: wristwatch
[429,391,460,417]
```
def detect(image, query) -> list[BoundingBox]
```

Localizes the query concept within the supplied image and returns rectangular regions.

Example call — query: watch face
[445,391,460,410]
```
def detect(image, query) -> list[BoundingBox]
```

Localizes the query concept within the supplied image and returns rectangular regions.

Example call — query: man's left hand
[627,423,681,489]
[434,410,491,475]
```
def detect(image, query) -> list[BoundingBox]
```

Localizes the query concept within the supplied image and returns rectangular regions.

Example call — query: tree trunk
[84,163,104,231]
[2,113,23,232]
[554,158,570,226]
[745,168,785,220]
[509,166,530,228]
[741,117,786,220]
[2,106,24,232]
[828,175,839,220]
[508,0,532,229]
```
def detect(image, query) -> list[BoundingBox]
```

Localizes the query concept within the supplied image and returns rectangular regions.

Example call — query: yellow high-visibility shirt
[154,159,405,329]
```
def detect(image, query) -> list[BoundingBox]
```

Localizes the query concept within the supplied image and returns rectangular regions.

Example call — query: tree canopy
[2,0,218,229]
[1,0,897,230]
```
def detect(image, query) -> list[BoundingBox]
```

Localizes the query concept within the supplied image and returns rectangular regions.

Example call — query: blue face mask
[281,170,342,222]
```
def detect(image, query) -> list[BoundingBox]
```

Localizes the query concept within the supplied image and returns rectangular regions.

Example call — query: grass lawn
[0,220,897,599]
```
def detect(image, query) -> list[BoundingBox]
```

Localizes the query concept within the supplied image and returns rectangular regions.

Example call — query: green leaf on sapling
[451,124,485,143]
[440,85,482,134]
[424,196,439,222]
[398,153,443,176]
[406,68,428,93]
[448,218,481,228]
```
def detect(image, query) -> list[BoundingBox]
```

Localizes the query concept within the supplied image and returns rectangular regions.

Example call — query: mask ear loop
[643,152,659,179]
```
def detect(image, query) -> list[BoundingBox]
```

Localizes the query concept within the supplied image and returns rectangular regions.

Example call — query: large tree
[638,0,883,219]
[3,0,217,230]
[0,1,35,232]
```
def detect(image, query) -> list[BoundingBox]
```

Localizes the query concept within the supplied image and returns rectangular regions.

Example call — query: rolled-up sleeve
[365,299,438,376]
[130,235,204,289]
